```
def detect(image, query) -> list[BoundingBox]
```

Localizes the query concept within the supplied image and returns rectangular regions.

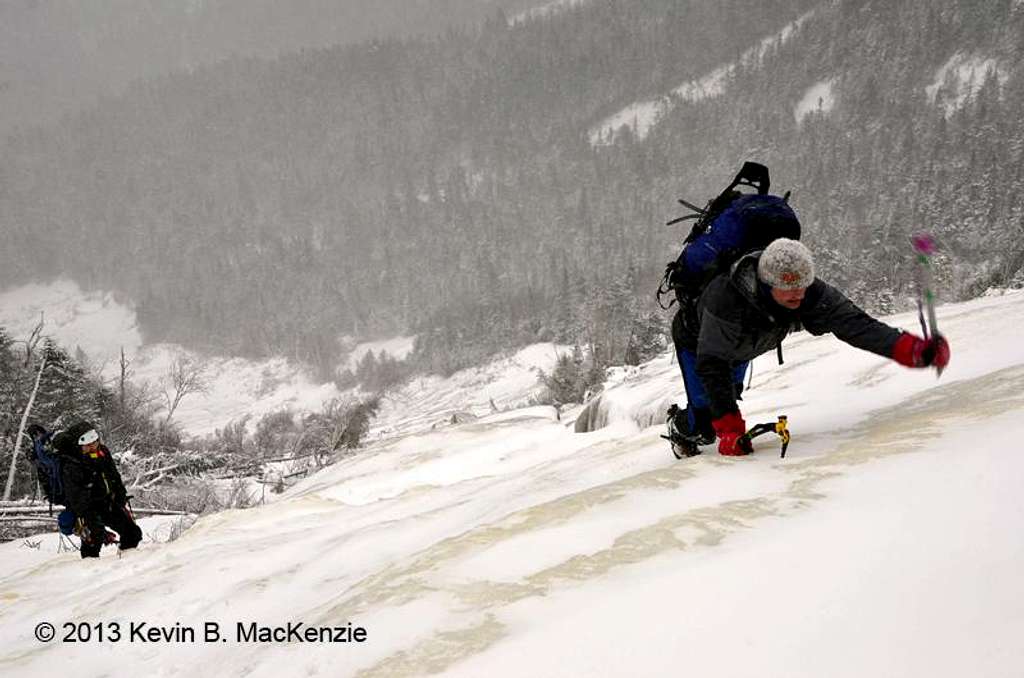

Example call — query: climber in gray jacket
[668,238,950,457]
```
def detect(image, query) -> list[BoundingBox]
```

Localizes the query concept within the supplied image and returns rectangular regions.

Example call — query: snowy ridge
[510,0,588,25]
[2,291,1023,676]
[751,9,814,63]
[587,99,666,147]
[671,63,732,102]
[589,10,814,146]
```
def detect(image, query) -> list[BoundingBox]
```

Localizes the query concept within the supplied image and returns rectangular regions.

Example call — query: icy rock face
[574,357,681,433]
[574,396,607,433]
[632,397,676,430]
[574,393,675,433]
[449,411,478,425]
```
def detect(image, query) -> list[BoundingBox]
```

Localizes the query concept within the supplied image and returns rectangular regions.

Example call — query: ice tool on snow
[740,415,790,458]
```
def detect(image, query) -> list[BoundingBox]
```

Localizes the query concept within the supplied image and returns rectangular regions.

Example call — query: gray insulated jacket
[691,252,902,419]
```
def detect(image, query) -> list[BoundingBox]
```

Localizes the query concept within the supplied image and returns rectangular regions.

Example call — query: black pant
[80,503,143,558]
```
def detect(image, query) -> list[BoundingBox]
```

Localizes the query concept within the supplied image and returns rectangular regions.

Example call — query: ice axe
[741,415,790,458]
[912,233,946,377]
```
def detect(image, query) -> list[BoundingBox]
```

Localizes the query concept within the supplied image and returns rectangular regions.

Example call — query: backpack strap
[656,262,681,310]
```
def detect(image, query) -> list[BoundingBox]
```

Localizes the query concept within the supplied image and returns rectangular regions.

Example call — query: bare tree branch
[162,354,208,425]
[129,462,189,490]
[19,314,45,367]
[119,347,132,413]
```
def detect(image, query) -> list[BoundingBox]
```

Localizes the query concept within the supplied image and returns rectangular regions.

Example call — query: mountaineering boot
[664,404,706,459]
[670,404,716,443]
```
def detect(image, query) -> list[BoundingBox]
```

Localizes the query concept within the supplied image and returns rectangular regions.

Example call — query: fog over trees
[0,0,552,136]
[2,0,1022,379]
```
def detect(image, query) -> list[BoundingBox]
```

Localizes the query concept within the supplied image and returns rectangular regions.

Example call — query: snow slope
[2,290,1023,677]
[369,342,567,438]
[0,280,144,360]
[795,78,836,123]
[344,336,417,370]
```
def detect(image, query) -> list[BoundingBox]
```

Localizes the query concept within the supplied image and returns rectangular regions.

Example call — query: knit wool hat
[757,238,815,289]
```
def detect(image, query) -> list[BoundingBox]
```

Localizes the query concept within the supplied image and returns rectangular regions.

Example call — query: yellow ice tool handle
[776,416,790,458]
[741,416,790,458]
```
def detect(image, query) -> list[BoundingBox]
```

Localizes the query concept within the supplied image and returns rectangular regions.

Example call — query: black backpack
[656,162,801,314]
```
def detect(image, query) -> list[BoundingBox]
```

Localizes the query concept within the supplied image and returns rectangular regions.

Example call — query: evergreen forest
[2,0,1022,378]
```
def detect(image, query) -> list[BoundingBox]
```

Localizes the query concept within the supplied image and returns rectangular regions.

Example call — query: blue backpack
[657,162,801,312]
[26,425,67,507]
[27,425,83,535]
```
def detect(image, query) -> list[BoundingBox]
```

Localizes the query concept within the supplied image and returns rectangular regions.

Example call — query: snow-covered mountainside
[2,290,1023,677]
[590,10,1016,145]
[0,281,565,436]
[589,9,814,145]
[926,52,1011,117]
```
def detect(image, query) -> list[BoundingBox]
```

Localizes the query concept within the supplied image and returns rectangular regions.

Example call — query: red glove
[891,332,950,369]
[712,411,753,456]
